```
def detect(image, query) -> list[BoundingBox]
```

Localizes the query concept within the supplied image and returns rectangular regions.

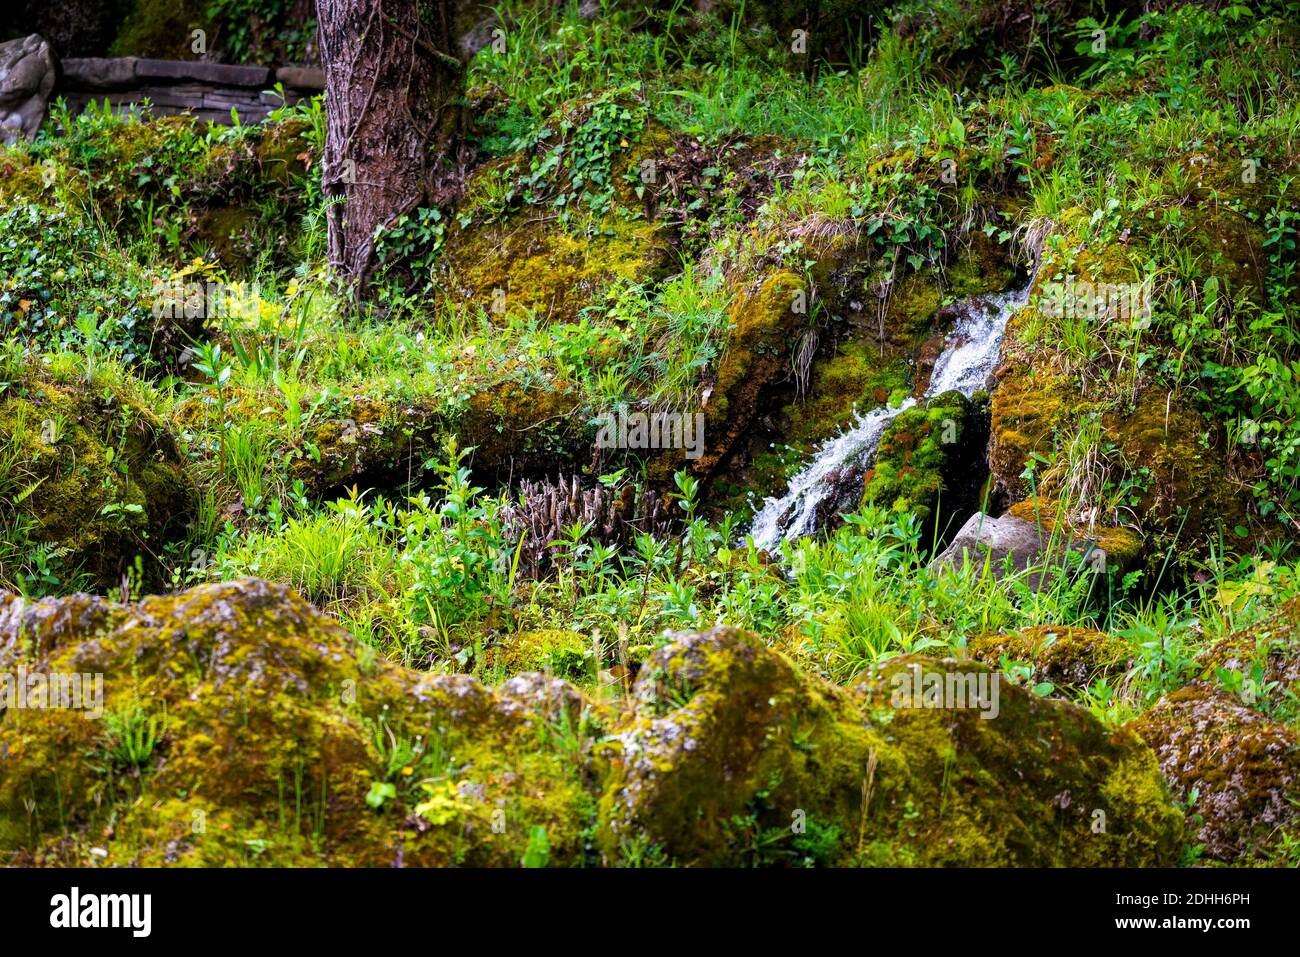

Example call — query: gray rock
[931,512,1068,589]
[135,59,272,88]
[0,34,57,144]
[275,66,325,90]
[60,56,138,90]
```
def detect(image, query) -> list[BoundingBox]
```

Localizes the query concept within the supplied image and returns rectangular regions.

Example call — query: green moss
[864,390,973,525]
[111,0,212,58]
[696,270,807,476]
[785,342,911,448]
[483,629,592,681]
[0,580,598,866]
[439,118,673,325]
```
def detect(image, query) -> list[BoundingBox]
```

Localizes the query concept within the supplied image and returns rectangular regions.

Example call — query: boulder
[1130,683,1300,863]
[929,505,1133,589]
[929,512,1052,583]
[0,579,599,866]
[599,626,1183,865]
[0,35,57,144]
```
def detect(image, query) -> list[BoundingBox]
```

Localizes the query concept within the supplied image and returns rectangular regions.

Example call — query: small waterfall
[749,281,1031,548]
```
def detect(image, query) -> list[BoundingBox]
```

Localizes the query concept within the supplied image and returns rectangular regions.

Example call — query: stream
[749,280,1032,548]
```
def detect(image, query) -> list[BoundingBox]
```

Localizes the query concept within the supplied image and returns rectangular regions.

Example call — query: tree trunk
[315,0,464,292]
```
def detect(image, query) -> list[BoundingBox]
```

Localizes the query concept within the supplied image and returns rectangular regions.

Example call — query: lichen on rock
[1129,682,1300,863]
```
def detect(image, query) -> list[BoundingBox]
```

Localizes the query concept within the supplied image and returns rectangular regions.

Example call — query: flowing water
[749,281,1032,548]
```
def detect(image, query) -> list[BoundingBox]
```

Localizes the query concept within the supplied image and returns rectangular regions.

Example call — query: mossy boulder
[0,358,193,589]
[864,389,988,529]
[0,579,599,866]
[1129,683,1300,863]
[968,625,1132,693]
[599,626,1182,866]
[1005,498,1143,573]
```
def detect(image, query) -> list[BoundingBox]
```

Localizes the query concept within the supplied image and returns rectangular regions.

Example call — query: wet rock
[0,35,57,144]
[1130,683,1300,863]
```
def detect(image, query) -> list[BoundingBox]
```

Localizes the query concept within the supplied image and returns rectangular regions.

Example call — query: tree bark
[315,0,464,292]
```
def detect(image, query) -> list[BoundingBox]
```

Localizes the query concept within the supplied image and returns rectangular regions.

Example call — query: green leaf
[366,781,396,809]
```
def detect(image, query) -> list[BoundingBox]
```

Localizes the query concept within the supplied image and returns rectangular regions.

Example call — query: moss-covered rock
[1129,683,1300,863]
[695,270,809,476]
[864,389,987,529]
[968,625,1132,693]
[599,626,1182,866]
[0,357,193,589]
[437,112,673,325]
[0,579,599,866]
[1004,498,1144,572]
[988,226,1256,560]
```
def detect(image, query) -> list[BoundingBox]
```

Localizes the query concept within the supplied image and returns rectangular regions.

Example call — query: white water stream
[749,281,1031,547]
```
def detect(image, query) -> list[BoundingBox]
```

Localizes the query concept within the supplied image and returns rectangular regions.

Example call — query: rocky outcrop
[0,35,56,144]
[0,582,1184,867]
[1198,597,1300,699]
